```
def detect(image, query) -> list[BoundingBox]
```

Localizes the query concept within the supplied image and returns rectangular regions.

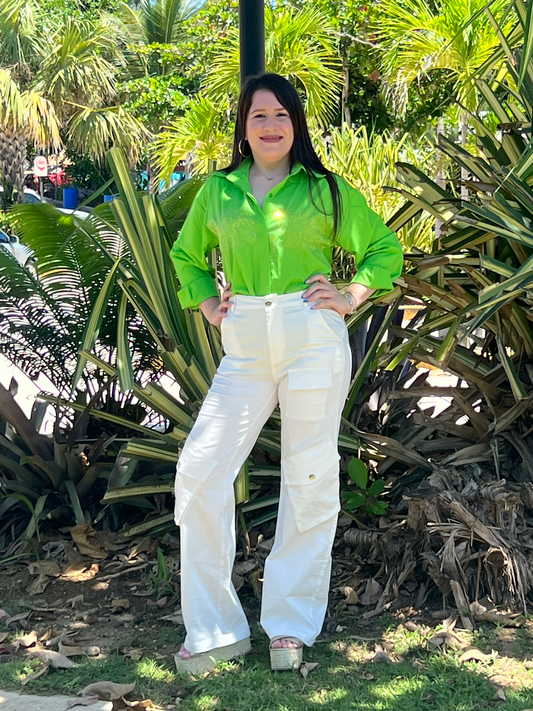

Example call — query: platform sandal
[174,637,251,675]
[269,636,303,671]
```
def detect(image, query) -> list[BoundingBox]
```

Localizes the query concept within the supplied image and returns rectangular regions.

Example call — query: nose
[264,116,278,131]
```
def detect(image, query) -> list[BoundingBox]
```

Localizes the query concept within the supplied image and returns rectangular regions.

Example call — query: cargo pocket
[285,368,332,421]
[284,439,340,532]
[174,437,218,525]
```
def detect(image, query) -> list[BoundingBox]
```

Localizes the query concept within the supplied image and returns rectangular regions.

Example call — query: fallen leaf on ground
[360,672,375,681]
[6,611,30,625]
[21,664,50,685]
[372,650,394,664]
[360,579,383,606]
[59,641,85,657]
[67,595,85,609]
[159,612,183,625]
[14,631,38,650]
[427,631,469,651]
[112,698,156,710]
[28,650,79,668]
[494,688,507,701]
[67,697,100,709]
[111,599,130,614]
[28,560,61,577]
[28,573,51,595]
[121,648,143,661]
[0,632,9,643]
[62,562,100,581]
[155,597,167,608]
[0,610,9,623]
[0,645,11,655]
[70,524,108,560]
[233,559,257,575]
[85,646,101,657]
[80,681,136,700]
[342,586,359,605]
[458,648,497,663]
[299,662,318,678]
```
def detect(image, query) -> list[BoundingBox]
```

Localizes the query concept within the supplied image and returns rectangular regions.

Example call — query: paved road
[0,691,112,710]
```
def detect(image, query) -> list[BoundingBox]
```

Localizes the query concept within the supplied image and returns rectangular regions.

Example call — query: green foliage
[342,457,389,517]
[119,74,189,130]
[150,546,176,598]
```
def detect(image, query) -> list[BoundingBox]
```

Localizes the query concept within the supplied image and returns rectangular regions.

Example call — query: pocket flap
[176,437,218,483]
[283,439,340,486]
[288,368,332,391]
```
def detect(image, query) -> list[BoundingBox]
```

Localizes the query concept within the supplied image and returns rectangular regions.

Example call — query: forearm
[199,296,220,320]
[346,283,375,309]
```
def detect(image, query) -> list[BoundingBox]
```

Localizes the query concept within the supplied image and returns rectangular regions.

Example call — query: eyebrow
[249,107,287,113]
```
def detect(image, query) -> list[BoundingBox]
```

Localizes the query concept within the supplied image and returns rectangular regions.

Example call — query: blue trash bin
[63,187,78,209]
[103,194,115,203]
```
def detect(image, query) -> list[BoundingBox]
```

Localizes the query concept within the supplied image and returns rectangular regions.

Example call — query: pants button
[265,300,272,307]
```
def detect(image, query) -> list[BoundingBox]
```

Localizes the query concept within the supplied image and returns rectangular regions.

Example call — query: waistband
[231,291,305,308]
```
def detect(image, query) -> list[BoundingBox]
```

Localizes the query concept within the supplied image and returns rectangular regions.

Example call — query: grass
[1,623,533,710]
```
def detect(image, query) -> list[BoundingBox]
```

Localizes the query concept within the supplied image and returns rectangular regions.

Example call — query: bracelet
[344,292,356,315]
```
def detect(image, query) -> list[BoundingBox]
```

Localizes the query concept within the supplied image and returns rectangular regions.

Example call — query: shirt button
[265,300,272,307]
[309,474,316,480]
[268,193,272,198]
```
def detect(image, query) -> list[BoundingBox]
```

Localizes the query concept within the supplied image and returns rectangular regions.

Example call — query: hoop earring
[238,139,248,157]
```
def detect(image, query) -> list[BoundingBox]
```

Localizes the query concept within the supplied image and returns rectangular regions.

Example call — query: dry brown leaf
[372,650,394,664]
[360,579,383,606]
[233,559,257,575]
[0,646,10,655]
[0,632,9,643]
[0,609,10,623]
[121,648,143,662]
[28,573,51,596]
[111,599,130,614]
[85,646,101,657]
[21,663,50,685]
[299,662,319,678]
[28,560,61,577]
[70,524,108,560]
[458,648,497,663]
[360,672,375,681]
[62,562,100,581]
[494,688,507,701]
[427,631,469,651]
[67,595,85,609]
[342,586,359,605]
[67,696,100,709]
[28,650,79,668]
[14,631,38,650]
[80,681,136,700]
[159,612,183,625]
[59,641,86,657]
[155,597,167,608]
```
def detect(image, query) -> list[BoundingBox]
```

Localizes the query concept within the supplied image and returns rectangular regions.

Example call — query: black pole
[239,0,265,87]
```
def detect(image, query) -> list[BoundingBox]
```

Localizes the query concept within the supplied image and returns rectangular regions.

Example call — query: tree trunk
[0,125,26,207]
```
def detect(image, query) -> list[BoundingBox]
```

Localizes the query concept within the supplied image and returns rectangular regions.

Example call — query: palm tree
[205,5,343,126]
[372,0,514,202]
[153,95,233,181]
[0,68,60,205]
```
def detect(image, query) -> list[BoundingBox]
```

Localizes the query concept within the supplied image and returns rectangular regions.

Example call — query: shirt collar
[220,156,326,192]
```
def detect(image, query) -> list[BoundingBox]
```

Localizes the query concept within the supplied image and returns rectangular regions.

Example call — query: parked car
[0,229,34,267]
[0,186,90,219]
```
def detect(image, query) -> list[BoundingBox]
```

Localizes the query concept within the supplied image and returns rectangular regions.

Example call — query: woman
[170,73,403,674]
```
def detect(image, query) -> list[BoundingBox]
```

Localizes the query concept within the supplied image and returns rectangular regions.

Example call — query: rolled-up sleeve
[170,182,219,309]
[335,184,403,297]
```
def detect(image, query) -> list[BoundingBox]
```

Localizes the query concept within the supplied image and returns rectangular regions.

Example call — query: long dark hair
[223,73,342,237]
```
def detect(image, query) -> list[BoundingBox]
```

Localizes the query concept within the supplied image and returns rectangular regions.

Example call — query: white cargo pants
[174,291,351,654]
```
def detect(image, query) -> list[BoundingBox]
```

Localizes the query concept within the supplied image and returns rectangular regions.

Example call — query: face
[245,89,294,164]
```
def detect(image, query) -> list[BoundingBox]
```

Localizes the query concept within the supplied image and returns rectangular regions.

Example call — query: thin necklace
[251,163,289,181]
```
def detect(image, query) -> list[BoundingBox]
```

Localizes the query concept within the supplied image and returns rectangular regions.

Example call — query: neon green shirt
[170,157,403,309]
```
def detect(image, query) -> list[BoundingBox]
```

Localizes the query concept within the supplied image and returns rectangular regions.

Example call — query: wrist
[344,291,356,315]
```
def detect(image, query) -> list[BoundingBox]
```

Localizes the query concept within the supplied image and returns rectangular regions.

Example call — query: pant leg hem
[185,625,251,655]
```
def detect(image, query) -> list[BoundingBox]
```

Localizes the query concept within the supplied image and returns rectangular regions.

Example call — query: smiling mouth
[260,136,283,142]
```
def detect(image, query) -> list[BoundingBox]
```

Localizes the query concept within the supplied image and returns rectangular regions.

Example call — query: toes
[271,638,299,649]
[177,645,191,659]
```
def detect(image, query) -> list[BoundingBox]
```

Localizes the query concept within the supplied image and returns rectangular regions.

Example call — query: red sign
[34,156,48,176]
